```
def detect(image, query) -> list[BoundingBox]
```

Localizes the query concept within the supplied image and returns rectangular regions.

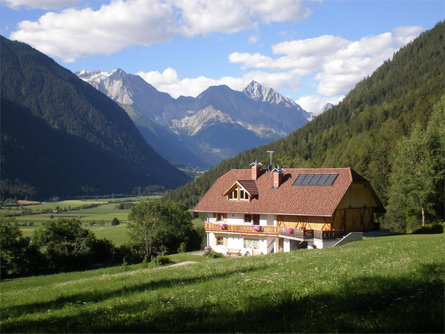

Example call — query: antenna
[266,150,274,172]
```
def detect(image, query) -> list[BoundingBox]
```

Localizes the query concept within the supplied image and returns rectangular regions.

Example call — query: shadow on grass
[1,260,268,318]
[3,263,444,333]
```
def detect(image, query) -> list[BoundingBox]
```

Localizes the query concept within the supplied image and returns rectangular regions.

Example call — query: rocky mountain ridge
[78,69,312,167]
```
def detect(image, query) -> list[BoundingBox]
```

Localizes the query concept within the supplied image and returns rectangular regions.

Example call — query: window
[244,238,259,249]
[216,213,225,221]
[216,237,225,246]
[245,214,259,224]
[228,185,249,201]
[232,189,238,199]
[242,190,249,200]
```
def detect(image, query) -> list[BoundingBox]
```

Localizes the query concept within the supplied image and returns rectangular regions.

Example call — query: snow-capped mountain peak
[242,80,297,108]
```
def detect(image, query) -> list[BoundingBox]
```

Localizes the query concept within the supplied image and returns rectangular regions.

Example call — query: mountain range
[163,20,445,227]
[0,35,190,200]
[77,70,312,167]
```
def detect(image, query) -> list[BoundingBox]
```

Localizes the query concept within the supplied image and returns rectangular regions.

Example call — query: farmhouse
[194,162,384,256]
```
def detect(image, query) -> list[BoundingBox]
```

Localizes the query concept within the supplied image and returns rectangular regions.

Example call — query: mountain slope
[164,21,445,220]
[78,70,311,167]
[0,35,190,200]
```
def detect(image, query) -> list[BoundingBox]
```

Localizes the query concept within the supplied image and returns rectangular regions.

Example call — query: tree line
[0,201,204,279]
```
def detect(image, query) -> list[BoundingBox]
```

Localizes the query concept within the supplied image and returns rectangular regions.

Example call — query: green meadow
[1,233,443,333]
[2,196,161,246]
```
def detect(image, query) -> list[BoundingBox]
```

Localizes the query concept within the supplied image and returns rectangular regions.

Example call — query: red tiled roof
[237,180,259,196]
[194,168,372,217]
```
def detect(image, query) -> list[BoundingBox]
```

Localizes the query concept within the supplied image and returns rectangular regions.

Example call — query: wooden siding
[277,215,332,231]
[337,183,378,209]
[333,183,380,232]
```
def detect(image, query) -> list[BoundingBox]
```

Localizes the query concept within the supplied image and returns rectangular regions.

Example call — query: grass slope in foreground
[1,234,443,333]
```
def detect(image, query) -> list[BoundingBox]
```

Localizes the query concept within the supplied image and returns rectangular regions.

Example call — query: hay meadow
[1,233,443,333]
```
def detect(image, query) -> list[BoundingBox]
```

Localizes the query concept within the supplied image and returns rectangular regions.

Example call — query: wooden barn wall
[333,183,379,232]
[337,183,378,209]
[277,215,333,231]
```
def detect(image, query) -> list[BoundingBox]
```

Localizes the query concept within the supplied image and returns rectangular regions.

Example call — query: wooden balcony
[205,222,344,240]
[279,228,314,240]
[313,229,345,239]
[205,222,279,235]
[280,228,344,240]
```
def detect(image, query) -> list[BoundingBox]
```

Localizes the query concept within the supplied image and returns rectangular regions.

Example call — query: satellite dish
[268,164,274,172]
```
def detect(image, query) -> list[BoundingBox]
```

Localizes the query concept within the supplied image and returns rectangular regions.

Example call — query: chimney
[250,161,263,180]
[272,167,285,189]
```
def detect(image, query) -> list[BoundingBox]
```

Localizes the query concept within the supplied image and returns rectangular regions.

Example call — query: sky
[1,0,443,114]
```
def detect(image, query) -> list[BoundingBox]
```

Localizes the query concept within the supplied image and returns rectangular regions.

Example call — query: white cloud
[10,0,176,63]
[272,35,349,58]
[247,0,311,24]
[137,68,246,98]
[9,0,311,62]
[173,0,252,37]
[137,67,300,98]
[296,95,343,115]
[393,26,423,45]
[230,27,425,97]
[1,0,80,10]
[229,52,275,70]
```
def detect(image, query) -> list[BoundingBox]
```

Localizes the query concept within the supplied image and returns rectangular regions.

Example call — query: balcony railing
[278,227,313,239]
[313,229,345,239]
[205,222,344,240]
[205,222,279,234]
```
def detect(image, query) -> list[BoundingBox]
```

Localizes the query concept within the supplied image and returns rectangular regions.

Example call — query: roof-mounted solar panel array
[293,173,339,186]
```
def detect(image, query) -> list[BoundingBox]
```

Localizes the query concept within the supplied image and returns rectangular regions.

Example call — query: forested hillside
[1,36,190,200]
[165,21,445,232]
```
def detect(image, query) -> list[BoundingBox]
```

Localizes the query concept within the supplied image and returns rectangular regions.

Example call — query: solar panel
[293,173,339,186]
[301,174,313,185]
[318,174,330,185]
[325,174,338,185]
[309,174,322,185]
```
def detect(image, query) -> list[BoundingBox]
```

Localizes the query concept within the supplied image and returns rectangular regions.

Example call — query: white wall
[225,213,245,225]
[284,239,290,252]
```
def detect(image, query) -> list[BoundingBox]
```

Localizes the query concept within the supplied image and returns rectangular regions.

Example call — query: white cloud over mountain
[7,0,424,114]
[229,27,423,97]
[138,26,422,113]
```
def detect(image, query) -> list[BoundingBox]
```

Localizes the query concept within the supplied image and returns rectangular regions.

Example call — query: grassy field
[1,233,443,333]
[3,196,162,246]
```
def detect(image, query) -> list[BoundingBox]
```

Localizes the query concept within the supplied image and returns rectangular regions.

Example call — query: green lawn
[1,233,443,333]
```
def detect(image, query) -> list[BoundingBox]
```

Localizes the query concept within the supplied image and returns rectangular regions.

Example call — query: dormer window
[227,185,249,201]
[223,180,258,202]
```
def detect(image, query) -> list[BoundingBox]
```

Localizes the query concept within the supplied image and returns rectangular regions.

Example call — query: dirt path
[57,261,200,287]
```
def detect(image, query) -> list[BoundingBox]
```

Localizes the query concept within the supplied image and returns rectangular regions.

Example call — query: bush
[177,242,186,253]
[153,255,171,266]
[206,251,224,258]
[111,217,120,226]
[412,223,444,234]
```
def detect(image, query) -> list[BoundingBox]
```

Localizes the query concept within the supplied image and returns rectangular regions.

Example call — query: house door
[278,238,284,252]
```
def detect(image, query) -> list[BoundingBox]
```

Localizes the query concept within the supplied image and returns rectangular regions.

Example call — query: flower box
[217,223,228,230]
[285,227,294,234]
[252,225,263,232]
[204,245,212,255]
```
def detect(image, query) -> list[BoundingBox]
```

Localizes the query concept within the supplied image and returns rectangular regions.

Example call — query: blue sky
[1,0,443,113]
